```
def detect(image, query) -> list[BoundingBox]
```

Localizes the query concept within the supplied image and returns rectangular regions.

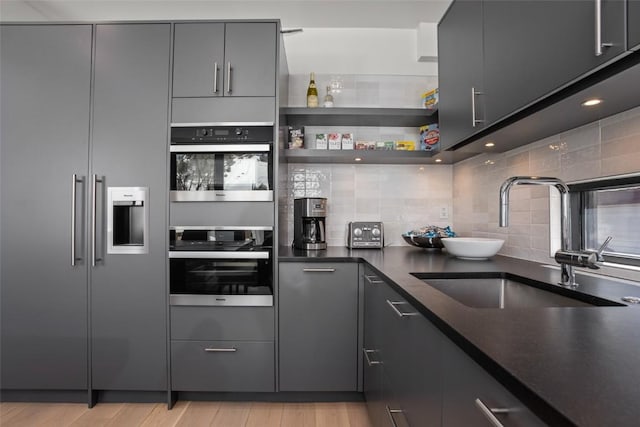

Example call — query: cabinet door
[437,0,485,150]
[173,23,225,97]
[483,0,626,124]
[90,24,170,391]
[379,284,443,427]
[224,23,277,97]
[442,338,545,426]
[630,0,640,50]
[0,25,92,390]
[279,262,358,391]
[362,271,387,427]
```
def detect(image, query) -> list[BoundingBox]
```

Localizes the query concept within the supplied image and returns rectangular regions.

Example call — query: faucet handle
[595,236,613,262]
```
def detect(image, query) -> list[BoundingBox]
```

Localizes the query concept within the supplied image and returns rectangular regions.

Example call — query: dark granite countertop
[279,246,640,427]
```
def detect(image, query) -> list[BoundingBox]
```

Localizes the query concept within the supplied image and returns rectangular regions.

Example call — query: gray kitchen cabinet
[90,23,170,392]
[279,262,359,391]
[438,0,628,150]
[172,22,276,98]
[0,24,93,392]
[437,0,485,150]
[482,0,626,125]
[170,306,275,392]
[171,340,274,392]
[441,338,545,426]
[362,268,442,427]
[630,0,640,50]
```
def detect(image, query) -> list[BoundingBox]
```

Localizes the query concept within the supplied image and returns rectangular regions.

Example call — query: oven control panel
[347,222,384,249]
[171,125,273,143]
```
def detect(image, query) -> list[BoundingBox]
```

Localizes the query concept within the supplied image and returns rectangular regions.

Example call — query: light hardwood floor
[0,401,372,427]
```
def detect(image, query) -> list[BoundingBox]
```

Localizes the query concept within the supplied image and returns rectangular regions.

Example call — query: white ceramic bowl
[441,237,505,260]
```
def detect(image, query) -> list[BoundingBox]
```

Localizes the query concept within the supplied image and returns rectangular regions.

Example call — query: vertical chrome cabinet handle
[364,275,383,284]
[204,347,237,352]
[303,268,336,272]
[213,62,219,93]
[226,62,232,94]
[471,87,484,127]
[71,174,83,266]
[386,300,420,318]
[594,0,613,56]
[91,174,103,267]
[385,406,403,427]
[362,348,381,366]
[474,398,510,427]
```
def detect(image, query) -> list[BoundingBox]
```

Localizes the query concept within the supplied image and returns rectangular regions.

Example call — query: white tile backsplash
[452,105,640,272]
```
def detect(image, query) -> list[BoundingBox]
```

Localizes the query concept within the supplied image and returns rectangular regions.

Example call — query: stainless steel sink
[412,273,624,309]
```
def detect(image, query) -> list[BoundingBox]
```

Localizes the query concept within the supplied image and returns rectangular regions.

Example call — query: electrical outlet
[439,207,449,219]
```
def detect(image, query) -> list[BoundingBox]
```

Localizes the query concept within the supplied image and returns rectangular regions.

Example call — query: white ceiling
[1,1,451,27]
[0,0,452,75]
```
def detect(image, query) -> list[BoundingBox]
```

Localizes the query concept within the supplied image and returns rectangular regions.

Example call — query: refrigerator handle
[91,174,104,267]
[71,174,84,266]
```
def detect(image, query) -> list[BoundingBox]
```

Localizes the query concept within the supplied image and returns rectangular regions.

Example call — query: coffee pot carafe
[293,198,327,250]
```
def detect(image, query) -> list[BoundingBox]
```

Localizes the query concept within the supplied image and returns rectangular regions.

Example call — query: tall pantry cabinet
[0,23,170,401]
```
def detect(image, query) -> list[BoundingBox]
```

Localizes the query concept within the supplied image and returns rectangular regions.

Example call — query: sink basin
[412,272,624,309]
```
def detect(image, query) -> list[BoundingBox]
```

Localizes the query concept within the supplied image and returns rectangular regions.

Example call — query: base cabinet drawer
[171,340,274,392]
[170,306,274,341]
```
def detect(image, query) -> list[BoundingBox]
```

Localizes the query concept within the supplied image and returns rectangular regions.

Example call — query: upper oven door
[170,125,273,202]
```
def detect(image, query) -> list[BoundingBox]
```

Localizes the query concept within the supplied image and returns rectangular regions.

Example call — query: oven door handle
[170,144,270,153]
[169,251,270,259]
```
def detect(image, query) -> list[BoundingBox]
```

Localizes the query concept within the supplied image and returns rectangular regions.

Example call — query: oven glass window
[170,258,273,296]
[172,152,271,191]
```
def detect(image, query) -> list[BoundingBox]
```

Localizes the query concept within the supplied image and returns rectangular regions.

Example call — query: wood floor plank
[174,401,220,426]
[209,401,250,427]
[67,403,126,427]
[280,403,317,427]
[315,402,351,427]
[103,403,158,427]
[345,402,372,427]
[0,403,89,427]
[244,401,283,427]
[139,401,189,427]
[0,402,30,425]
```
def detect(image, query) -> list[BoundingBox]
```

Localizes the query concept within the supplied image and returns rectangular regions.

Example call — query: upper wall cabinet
[437,0,485,150]
[630,0,640,50]
[438,0,631,151]
[173,22,276,98]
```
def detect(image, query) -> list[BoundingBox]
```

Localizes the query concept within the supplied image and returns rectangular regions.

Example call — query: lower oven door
[169,251,273,306]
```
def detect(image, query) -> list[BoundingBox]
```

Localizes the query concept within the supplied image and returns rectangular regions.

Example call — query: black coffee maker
[293,197,327,250]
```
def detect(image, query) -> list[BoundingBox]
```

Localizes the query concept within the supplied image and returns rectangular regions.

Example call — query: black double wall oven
[169,125,275,307]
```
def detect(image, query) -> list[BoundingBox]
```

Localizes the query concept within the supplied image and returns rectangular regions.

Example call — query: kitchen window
[569,174,640,268]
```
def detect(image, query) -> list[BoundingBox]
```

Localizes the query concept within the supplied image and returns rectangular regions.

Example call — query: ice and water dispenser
[107,187,149,254]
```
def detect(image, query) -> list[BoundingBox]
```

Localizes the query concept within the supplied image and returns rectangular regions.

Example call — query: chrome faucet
[499,176,611,287]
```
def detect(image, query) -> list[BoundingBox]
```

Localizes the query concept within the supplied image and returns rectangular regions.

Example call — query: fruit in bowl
[441,237,505,260]
[402,226,455,249]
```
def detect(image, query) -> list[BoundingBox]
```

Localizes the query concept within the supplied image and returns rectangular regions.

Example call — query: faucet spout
[499,176,575,286]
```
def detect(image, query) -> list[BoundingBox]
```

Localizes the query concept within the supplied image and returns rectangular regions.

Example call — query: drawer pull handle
[385,405,403,427]
[386,300,420,318]
[475,398,511,427]
[364,275,383,284]
[362,348,382,366]
[303,268,336,272]
[204,347,237,353]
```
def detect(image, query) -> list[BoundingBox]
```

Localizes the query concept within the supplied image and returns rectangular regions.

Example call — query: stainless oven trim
[170,144,271,153]
[170,122,274,127]
[169,250,270,259]
[170,294,273,307]
[170,225,273,231]
[170,190,274,202]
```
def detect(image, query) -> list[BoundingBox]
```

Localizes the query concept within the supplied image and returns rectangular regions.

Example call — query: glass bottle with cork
[306,72,318,108]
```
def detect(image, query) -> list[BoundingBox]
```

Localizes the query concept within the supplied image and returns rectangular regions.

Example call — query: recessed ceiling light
[582,98,603,107]
[435,159,443,163]
[354,157,362,162]
[484,142,495,147]
[419,166,425,170]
